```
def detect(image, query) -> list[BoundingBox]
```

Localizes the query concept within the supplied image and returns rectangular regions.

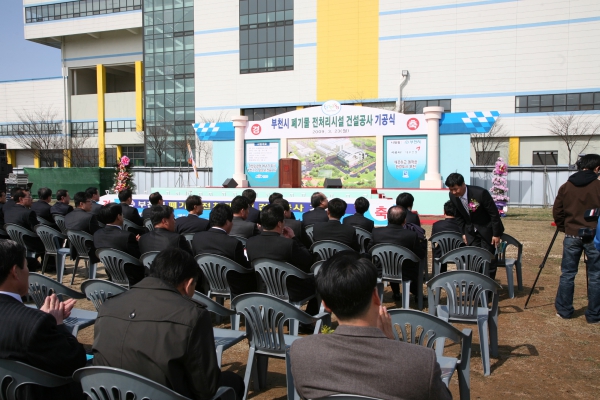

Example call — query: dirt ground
[55,208,599,399]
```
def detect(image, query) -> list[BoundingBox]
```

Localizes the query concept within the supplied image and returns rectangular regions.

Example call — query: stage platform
[100,187,449,227]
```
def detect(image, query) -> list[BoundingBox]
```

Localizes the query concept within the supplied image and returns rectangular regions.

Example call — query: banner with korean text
[384,136,427,188]
[245,140,280,187]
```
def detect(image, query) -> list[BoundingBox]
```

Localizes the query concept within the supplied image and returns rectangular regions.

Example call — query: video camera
[580,208,600,240]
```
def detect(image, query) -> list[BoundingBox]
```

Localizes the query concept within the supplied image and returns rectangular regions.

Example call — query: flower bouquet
[490,157,509,216]
[113,155,136,193]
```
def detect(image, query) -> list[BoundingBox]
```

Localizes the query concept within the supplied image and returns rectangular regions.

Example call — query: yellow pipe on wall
[135,61,144,133]
[97,64,106,167]
[508,137,520,166]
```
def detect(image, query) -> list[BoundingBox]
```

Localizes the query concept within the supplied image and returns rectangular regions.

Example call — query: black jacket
[90,201,102,215]
[230,216,259,238]
[139,228,192,255]
[449,185,504,244]
[121,203,144,227]
[94,225,141,259]
[406,210,421,227]
[312,220,360,251]
[342,213,374,233]
[431,218,463,260]
[65,208,100,235]
[4,204,45,253]
[368,224,425,259]
[175,214,210,234]
[301,207,328,228]
[246,206,260,224]
[31,201,56,226]
[50,202,73,216]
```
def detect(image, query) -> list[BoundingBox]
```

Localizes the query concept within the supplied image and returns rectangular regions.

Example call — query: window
[363,102,397,111]
[25,0,142,24]
[0,123,62,136]
[403,99,451,114]
[516,92,600,113]
[239,0,294,74]
[476,151,500,166]
[242,106,296,121]
[71,122,98,137]
[121,146,145,166]
[105,120,136,132]
[533,151,558,166]
[40,150,64,167]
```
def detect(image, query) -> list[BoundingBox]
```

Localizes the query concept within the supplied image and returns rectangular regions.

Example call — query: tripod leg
[525,229,560,309]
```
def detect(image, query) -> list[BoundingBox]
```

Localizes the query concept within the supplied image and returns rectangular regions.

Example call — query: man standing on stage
[553,154,600,324]
[445,172,504,278]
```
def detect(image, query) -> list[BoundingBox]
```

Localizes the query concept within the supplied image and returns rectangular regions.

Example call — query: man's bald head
[387,206,407,226]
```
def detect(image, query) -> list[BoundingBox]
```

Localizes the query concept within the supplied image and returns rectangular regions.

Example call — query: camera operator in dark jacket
[553,154,600,324]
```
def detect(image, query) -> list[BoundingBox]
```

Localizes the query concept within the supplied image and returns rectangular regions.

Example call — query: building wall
[105,93,136,120]
[70,93,97,120]
[63,30,143,69]
[0,78,65,123]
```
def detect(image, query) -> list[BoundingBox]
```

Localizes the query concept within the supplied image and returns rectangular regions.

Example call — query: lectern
[279,158,301,188]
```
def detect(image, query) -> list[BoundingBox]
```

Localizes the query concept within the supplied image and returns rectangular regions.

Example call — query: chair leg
[489,311,499,358]
[505,264,515,299]
[417,262,424,311]
[242,347,256,400]
[70,258,80,286]
[516,261,523,291]
[458,366,471,400]
[401,280,411,309]
[216,345,223,368]
[89,263,97,280]
[377,280,384,303]
[285,349,300,400]
[41,254,49,275]
[289,319,298,336]
[257,355,268,390]
[56,253,67,284]
[230,314,240,331]
[434,337,445,358]
[478,318,491,376]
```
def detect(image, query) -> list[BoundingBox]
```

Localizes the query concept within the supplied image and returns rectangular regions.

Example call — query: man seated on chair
[141,191,163,221]
[65,191,101,265]
[242,188,260,224]
[367,206,425,302]
[4,189,45,272]
[118,189,145,234]
[85,187,103,215]
[290,251,451,400]
[192,203,256,297]
[0,240,86,400]
[229,196,260,238]
[92,248,245,400]
[175,195,210,234]
[342,196,374,233]
[31,187,59,230]
[246,204,319,322]
[301,192,329,228]
[312,198,360,252]
[94,203,143,285]
[139,205,192,255]
[396,192,421,226]
[431,201,464,273]
[272,198,303,240]
[50,189,73,216]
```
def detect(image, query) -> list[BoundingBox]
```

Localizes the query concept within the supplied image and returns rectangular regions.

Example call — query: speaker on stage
[324,178,343,188]
[222,178,238,188]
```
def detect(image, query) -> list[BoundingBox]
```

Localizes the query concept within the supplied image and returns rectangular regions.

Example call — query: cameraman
[553,154,600,324]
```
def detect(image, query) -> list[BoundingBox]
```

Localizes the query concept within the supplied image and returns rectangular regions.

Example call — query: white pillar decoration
[232,115,249,188]
[420,106,444,189]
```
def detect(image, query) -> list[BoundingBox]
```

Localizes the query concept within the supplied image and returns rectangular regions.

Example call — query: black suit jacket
[90,201,102,215]
[50,202,73,216]
[430,218,463,261]
[192,228,256,296]
[65,208,100,235]
[0,294,87,399]
[449,185,504,245]
[175,214,210,234]
[246,206,260,224]
[230,216,259,238]
[4,204,45,253]
[31,201,55,224]
[406,210,421,226]
[94,225,143,284]
[141,207,153,221]
[139,228,192,255]
[312,220,360,251]
[121,203,144,227]
[342,213,374,233]
[368,224,425,259]
[284,218,303,240]
[301,207,328,228]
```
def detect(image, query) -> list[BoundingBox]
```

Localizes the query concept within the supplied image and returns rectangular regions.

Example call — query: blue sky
[0,2,61,81]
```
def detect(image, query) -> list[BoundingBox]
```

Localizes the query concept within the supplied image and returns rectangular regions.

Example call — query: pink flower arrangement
[490,157,509,216]
[113,155,135,193]
[121,155,131,167]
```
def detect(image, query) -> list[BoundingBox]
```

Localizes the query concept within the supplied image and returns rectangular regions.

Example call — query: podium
[279,158,301,188]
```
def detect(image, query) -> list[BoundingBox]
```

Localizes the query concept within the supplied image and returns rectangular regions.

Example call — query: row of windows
[121,146,146,166]
[242,106,296,121]
[146,93,194,108]
[106,120,136,132]
[475,151,558,166]
[144,37,194,54]
[25,0,141,24]
[516,92,600,113]
[240,0,293,15]
[40,148,118,168]
[0,123,61,136]
[71,122,98,136]
[144,0,194,13]
[145,108,195,122]
[403,100,452,114]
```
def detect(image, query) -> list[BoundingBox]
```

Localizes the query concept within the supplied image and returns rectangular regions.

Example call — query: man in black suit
[242,188,260,224]
[342,196,374,233]
[142,192,163,221]
[50,189,73,216]
[313,198,360,252]
[118,189,145,234]
[65,191,101,264]
[4,189,45,271]
[396,192,421,226]
[368,206,425,301]
[270,192,297,220]
[302,192,329,228]
[230,196,259,238]
[446,173,504,278]
[192,203,257,296]
[246,204,318,317]
[0,240,86,399]
[273,198,303,239]
[431,201,464,273]
[86,187,103,215]
[175,195,210,234]
[94,203,143,284]
[139,205,192,255]
[31,187,57,228]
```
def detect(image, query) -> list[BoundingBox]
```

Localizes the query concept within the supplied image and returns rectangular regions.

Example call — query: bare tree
[195,111,231,168]
[140,125,170,167]
[69,136,98,167]
[548,113,600,166]
[470,118,509,165]
[11,108,67,166]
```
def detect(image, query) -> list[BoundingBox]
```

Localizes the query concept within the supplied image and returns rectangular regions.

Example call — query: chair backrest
[192,291,236,318]
[123,218,143,233]
[4,224,38,249]
[369,244,419,281]
[230,234,247,247]
[143,218,154,231]
[304,224,314,243]
[184,233,195,250]
[96,248,142,287]
[354,227,372,253]
[67,230,94,260]
[252,258,313,301]
[438,246,492,275]
[81,279,128,312]
[34,225,67,254]
[73,366,192,400]
[310,240,354,261]
[430,231,464,258]
[427,270,502,320]
[0,359,73,400]
[310,260,325,276]
[140,251,160,271]
[499,233,523,264]
[28,272,86,308]
[195,254,250,297]
[36,216,54,227]
[232,293,316,354]
[52,214,68,234]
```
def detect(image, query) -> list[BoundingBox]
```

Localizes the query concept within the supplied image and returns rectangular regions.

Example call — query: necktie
[460,196,470,213]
